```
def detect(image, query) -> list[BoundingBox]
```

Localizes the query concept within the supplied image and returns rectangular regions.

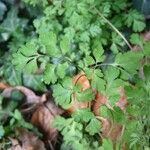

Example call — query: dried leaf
[2,86,47,104]
[92,92,113,116]
[9,129,46,150]
[0,82,10,90]
[67,72,91,113]
[31,100,64,142]
[9,138,22,150]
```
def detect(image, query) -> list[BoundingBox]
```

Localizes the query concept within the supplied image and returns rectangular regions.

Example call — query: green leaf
[85,118,101,135]
[12,41,38,73]
[84,56,95,66]
[23,0,48,6]
[0,126,5,139]
[100,139,113,150]
[104,67,126,106]
[100,105,111,118]
[89,24,101,37]
[60,37,70,54]
[133,20,146,32]
[44,63,57,84]
[85,68,105,93]
[53,77,73,108]
[52,116,70,130]
[93,42,105,63]
[130,33,143,47]
[125,10,146,32]
[23,74,47,92]
[4,65,22,86]
[56,63,69,79]
[76,88,95,102]
[13,109,22,121]
[39,31,60,56]
[105,67,120,83]
[115,51,143,75]
[143,65,150,81]
[0,9,18,40]
[143,42,150,57]
[110,32,125,53]
[72,108,94,122]
[112,107,126,124]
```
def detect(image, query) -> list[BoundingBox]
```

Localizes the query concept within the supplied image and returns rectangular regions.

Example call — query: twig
[94,7,133,50]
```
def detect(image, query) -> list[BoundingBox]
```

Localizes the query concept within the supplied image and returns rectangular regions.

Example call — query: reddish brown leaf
[67,72,91,113]
[0,82,10,90]
[31,100,64,142]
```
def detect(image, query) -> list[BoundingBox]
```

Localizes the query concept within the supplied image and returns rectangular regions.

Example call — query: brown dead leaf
[92,92,113,116]
[67,72,91,113]
[31,100,64,143]
[2,86,47,104]
[9,129,46,150]
[0,82,11,90]
[97,117,123,142]
[8,138,22,150]
[94,88,127,142]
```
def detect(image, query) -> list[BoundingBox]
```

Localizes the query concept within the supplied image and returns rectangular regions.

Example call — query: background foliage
[0,0,150,149]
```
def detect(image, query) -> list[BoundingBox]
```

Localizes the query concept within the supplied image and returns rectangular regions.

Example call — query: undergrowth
[0,0,150,150]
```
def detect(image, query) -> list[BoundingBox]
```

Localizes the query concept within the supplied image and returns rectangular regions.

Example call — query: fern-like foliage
[11,0,150,149]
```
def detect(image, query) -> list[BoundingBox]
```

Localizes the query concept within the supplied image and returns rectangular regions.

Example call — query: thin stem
[94,7,133,50]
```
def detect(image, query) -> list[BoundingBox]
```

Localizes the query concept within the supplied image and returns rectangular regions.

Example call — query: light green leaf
[115,51,143,75]
[100,139,113,150]
[13,109,22,121]
[143,42,150,57]
[39,31,60,56]
[60,37,70,54]
[72,108,94,122]
[53,77,73,108]
[93,43,105,63]
[84,56,95,66]
[85,118,101,135]
[105,67,120,83]
[130,33,143,47]
[57,63,69,79]
[76,89,95,102]
[44,63,57,84]
[12,41,38,73]
[133,20,146,32]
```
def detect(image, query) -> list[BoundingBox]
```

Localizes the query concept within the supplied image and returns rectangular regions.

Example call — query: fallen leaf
[0,82,10,90]
[9,128,46,150]
[67,72,91,113]
[97,117,123,142]
[2,86,47,104]
[92,92,113,116]
[31,100,64,143]
[8,138,22,150]
[94,88,127,142]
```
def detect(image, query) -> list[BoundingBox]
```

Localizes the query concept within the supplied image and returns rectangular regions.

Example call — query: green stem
[94,7,133,50]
